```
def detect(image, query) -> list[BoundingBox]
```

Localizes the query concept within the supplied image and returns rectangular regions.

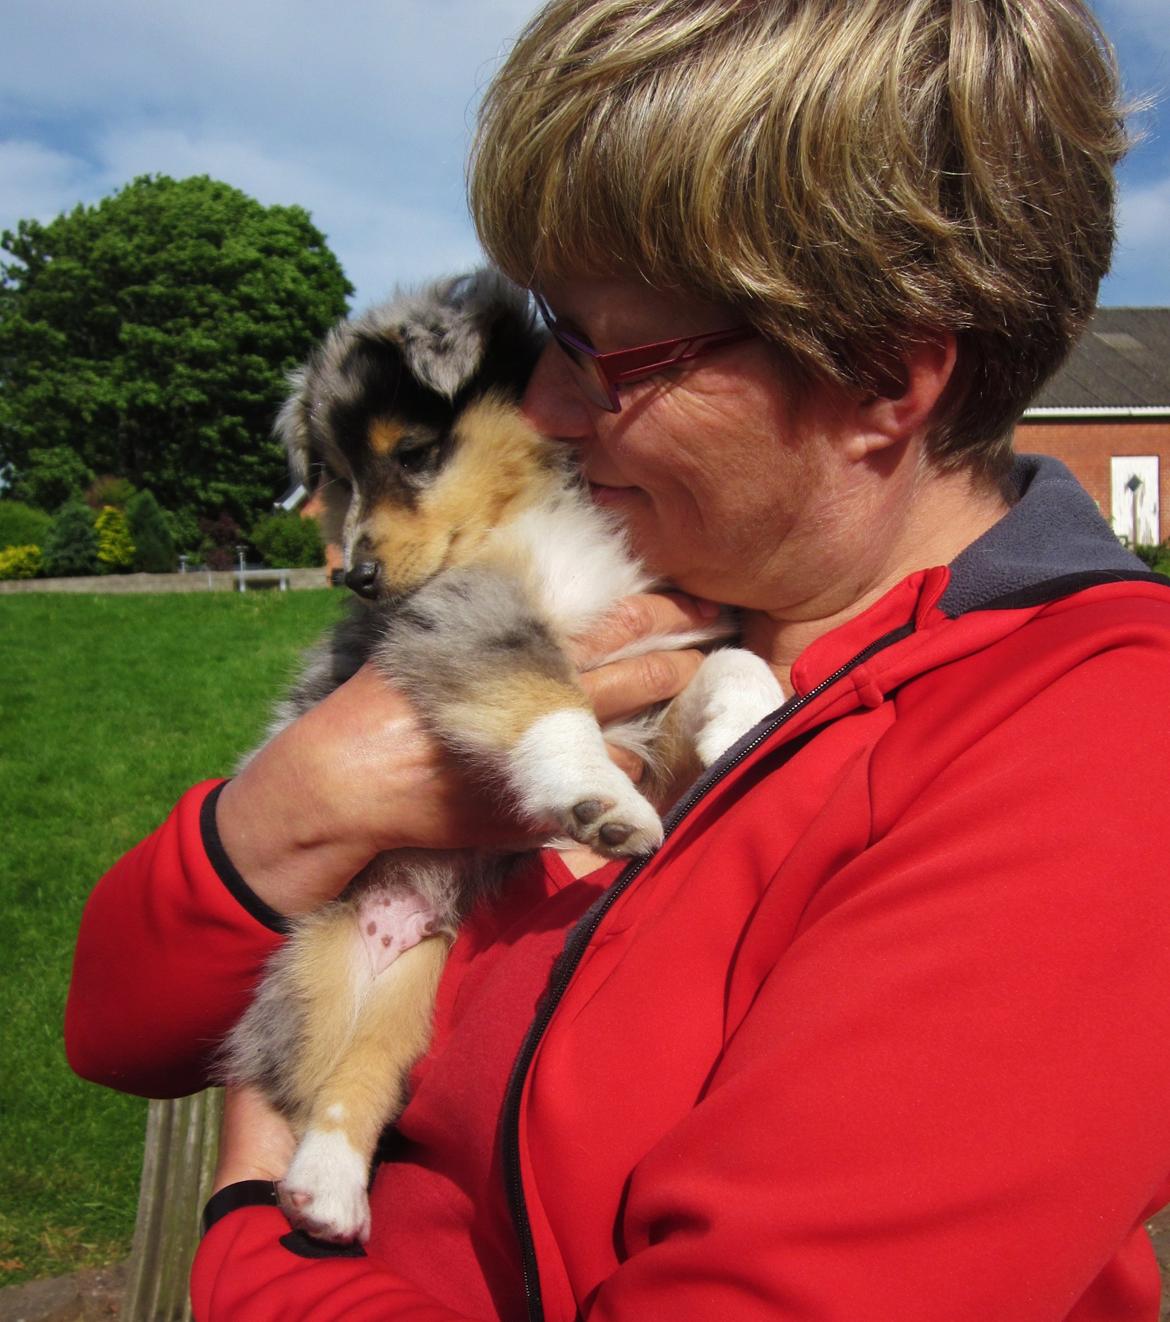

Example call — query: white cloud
[0,140,94,234]
[1104,172,1170,305]
[0,0,536,303]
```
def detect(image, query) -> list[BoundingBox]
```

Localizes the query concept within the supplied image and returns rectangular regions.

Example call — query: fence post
[120,1091,222,1322]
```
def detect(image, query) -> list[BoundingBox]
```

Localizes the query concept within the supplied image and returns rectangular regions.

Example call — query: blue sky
[2,0,1167,312]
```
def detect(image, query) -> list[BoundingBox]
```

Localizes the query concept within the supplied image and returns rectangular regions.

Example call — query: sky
[2,0,1168,313]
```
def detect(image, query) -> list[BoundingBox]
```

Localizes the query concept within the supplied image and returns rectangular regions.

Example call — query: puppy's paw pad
[511,708,663,856]
[571,798,606,826]
[564,781,662,857]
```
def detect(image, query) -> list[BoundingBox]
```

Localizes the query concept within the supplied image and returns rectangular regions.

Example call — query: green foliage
[1134,542,1170,573]
[0,544,42,579]
[0,589,343,1284]
[43,500,99,577]
[0,499,52,550]
[162,507,201,558]
[250,510,325,568]
[85,474,137,511]
[0,174,352,526]
[8,445,93,512]
[126,489,176,573]
[94,505,135,572]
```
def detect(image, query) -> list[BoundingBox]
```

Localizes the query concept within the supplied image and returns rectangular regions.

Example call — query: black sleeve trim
[202,1179,279,1233]
[200,781,291,935]
[279,1229,368,1259]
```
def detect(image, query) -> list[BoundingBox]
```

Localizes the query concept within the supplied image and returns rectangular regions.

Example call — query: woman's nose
[521,342,593,439]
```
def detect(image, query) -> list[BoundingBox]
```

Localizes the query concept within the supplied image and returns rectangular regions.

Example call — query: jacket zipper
[502,618,915,1321]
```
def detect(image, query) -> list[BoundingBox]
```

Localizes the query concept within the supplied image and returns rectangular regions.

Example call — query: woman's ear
[846,333,957,460]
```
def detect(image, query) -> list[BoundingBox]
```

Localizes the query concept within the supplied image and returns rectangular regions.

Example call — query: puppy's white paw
[279,1127,371,1244]
[681,650,785,769]
[511,708,663,857]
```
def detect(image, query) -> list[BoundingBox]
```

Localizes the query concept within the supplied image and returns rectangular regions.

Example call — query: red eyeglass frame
[533,292,756,413]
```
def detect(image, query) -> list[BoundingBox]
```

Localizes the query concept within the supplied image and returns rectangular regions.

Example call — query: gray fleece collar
[939,453,1153,617]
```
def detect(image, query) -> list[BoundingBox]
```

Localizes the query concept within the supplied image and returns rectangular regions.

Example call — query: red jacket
[67,458,1170,1321]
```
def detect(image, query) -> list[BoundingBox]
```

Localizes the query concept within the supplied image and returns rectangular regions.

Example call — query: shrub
[249,512,325,569]
[95,505,136,573]
[10,446,94,512]
[197,511,244,571]
[85,475,138,511]
[0,544,43,579]
[163,508,202,559]
[43,501,99,576]
[1133,541,1170,568]
[125,490,176,573]
[0,500,53,550]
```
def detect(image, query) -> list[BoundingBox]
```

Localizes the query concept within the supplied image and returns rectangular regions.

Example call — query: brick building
[1014,308,1170,547]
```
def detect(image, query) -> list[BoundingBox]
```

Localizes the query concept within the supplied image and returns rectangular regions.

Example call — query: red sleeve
[65,780,286,1097]
[583,634,1170,1320]
[193,1207,475,1322]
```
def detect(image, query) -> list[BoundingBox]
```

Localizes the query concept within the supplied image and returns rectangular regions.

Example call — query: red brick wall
[1013,419,1170,543]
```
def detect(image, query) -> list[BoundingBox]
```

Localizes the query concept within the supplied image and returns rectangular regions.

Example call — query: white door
[1111,455,1160,546]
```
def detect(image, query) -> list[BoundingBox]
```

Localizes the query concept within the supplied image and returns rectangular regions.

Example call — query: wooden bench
[234,566,291,592]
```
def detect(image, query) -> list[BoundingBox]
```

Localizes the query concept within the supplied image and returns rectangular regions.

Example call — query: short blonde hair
[469,0,1129,478]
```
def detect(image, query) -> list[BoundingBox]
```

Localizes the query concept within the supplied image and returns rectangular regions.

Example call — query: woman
[67,1,1170,1318]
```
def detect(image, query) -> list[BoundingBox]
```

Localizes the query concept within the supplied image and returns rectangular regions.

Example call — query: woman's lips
[587,480,634,507]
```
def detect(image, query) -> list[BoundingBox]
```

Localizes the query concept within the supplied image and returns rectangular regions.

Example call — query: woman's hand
[215,591,713,917]
[212,1085,297,1195]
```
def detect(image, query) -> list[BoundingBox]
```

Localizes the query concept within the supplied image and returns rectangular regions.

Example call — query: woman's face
[521,277,862,612]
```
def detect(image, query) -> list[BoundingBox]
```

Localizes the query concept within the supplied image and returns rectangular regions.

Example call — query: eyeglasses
[533,292,756,413]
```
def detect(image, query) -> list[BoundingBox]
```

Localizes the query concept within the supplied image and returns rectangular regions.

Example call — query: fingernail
[694,597,720,619]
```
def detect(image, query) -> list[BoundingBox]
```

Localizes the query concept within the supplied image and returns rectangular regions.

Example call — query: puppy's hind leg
[279,934,449,1243]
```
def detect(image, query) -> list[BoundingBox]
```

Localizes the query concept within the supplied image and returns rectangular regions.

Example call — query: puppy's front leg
[672,648,785,768]
[376,565,663,857]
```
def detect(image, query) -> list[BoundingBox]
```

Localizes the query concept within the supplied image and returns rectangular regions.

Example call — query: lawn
[0,588,342,1286]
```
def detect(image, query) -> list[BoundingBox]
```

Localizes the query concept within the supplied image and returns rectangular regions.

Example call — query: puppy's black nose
[345,561,381,600]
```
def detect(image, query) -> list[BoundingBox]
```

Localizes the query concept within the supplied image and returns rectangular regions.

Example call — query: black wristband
[202,1179,280,1234]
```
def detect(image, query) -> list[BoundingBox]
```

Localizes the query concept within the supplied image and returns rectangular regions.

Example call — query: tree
[85,474,137,510]
[95,505,135,572]
[126,489,176,573]
[43,500,99,576]
[0,175,352,526]
[249,510,325,568]
[9,445,93,511]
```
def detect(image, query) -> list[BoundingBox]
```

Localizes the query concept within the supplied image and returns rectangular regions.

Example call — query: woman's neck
[743,466,1011,693]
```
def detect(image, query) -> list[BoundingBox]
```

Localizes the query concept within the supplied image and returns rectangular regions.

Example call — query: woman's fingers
[582,647,706,725]
[568,592,720,670]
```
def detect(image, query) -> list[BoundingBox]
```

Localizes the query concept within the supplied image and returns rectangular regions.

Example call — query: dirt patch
[0,1263,125,1322]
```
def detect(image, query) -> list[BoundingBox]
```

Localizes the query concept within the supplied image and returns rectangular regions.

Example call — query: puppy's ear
[394,270,537,400]
[394,276,491,398]
[274,367,313,485]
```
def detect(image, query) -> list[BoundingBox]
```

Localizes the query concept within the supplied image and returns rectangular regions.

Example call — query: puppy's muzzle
[345,561,381,600]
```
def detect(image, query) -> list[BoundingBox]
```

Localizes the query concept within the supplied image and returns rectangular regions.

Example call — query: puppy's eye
[395,438,443,481]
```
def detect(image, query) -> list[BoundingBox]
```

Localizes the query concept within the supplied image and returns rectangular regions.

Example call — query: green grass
[0,589,343,1285]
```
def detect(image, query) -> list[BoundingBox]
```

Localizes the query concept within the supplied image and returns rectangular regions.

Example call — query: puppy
[219,270,783,1243]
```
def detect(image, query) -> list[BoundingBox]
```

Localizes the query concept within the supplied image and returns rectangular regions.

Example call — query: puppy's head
[277,270,555,600]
